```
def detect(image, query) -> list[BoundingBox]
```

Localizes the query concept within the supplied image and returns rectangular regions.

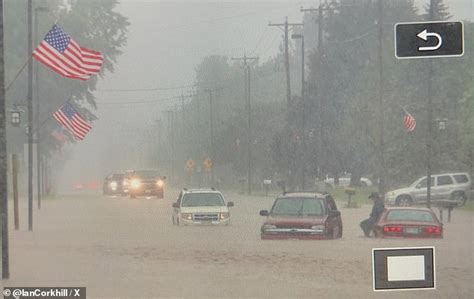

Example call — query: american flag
[32,24,103,80]
[53,102,92,141]
[51,127,69,144]
[403,112,416,132]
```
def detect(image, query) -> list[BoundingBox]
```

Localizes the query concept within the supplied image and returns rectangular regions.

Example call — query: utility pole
[291,34,305,189]
[207,89,215,187]
[232,55,258,195]
[426,0,434,208]
[165,110,174,182]
[13,155,19,230]
[269,18,303,191]
[269,18,303,120]
[27,0,34,230]
[301,3,328,181]
[0,0,9,280]
[376,0,386,199]
[34,6,47,209]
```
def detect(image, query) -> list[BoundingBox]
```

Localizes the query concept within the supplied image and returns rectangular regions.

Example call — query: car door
[434,175,454,201]
[326,196,342,231]
[173,192,183,220]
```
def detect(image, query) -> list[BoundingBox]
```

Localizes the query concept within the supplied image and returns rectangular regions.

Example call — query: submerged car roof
[385,207,434,212]
[183,188,221,194]
[279,192,329,199]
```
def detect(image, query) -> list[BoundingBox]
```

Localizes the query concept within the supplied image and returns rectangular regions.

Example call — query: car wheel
[332,226,341,239]
[451,192,467,207]
[396,195,412,206]
[172,215,175,225]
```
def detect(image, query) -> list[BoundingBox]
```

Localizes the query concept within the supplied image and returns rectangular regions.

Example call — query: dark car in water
[259,192,343,240]
[103,173,125,195]
[128,170,166,199]
[373,207,443,239]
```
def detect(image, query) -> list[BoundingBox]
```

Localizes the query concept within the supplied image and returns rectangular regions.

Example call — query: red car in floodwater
[259,192,343,240]
[373,207,443,238]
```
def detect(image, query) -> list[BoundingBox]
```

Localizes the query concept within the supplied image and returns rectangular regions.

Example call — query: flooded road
[3,191,473,298]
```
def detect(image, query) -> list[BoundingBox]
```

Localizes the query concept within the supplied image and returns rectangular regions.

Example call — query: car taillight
[424,226,441,234]
[383,225,402,233]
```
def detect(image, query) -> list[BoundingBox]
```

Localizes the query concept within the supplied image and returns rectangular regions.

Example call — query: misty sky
[56,0,473,190]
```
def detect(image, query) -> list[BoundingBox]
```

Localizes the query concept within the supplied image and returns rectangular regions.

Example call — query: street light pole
[231,55,258,195]
[34,6,47,208]
[207,89,215,187]
[292,34,305,189]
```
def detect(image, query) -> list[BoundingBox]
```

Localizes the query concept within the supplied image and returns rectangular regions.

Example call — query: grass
[330,187,377,208]
[461,200,474,211]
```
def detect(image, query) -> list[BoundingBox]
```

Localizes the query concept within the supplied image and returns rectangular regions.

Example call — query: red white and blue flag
[403,111,416,132]
[32,24,103,80]
[51,127,69,144]
[53,102,92,141]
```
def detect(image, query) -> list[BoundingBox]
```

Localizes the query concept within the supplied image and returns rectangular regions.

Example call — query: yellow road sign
[203,158,213,172]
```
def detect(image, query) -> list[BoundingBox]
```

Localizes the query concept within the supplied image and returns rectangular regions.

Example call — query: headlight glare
[109,181,118,190]
[131,179,141,189]
[181,213,192,220]
[156,180,164,187]
[220,212,230,220]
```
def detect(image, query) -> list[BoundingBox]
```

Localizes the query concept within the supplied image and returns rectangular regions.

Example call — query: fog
[56,0,473,192]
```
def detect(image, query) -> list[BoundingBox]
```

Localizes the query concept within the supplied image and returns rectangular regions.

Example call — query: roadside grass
[461,200,474,211]
[330,187,377,208]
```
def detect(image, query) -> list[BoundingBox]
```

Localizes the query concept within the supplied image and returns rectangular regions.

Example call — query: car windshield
[386,210,435,222]
[112,174,123,180]
[181,193,225,207]
[133,171,159,179]
[271,198,325,216]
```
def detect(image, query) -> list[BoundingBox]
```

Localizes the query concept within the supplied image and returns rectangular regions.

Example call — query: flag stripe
[33,44,91,79]
[40,43,89,75]
[403,113,416,132]
[69,41,103,62]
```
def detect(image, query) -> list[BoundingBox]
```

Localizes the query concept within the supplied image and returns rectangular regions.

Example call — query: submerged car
[259,192,343,240]
[373,207,443,239]
[128,170,166,198]
[103,173,124,195]
[385,172,471,206]
[172,189,234,226]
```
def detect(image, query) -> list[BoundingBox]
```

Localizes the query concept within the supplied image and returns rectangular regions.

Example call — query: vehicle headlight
[181,213,193,221]
[123,179,129,186]
[263,224,277,231]
[311,225,325,232]
[156,180,164,187]
[109,181,118,190]
[131,179,141,189]
[220,212,230,220]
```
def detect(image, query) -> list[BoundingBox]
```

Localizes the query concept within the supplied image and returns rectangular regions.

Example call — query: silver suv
[386,172,471,206]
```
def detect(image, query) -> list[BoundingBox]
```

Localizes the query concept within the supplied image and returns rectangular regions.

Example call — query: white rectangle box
[387,255,425,281]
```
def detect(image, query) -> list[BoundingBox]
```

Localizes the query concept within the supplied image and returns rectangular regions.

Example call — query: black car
[103,173,125,195]
[128,170,166,199]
